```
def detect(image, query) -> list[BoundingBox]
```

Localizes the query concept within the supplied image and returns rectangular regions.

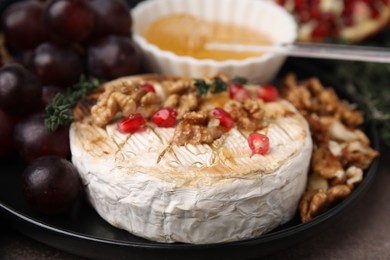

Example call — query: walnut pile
[88,80,161,127]
[281,73,379,223]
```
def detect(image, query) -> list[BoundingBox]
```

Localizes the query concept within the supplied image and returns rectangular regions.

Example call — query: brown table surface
[0,146,389,260]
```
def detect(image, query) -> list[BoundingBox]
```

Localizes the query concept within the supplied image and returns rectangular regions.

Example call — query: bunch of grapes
[0,0,141,214]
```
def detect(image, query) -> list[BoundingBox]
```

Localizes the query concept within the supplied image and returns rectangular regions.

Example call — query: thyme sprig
[231,76,248,85]
[194,79,209,97]
[44,75,101,132]
[195,76,228,97]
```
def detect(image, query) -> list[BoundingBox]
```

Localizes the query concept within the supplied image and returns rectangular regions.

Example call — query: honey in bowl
[144,14,272,61]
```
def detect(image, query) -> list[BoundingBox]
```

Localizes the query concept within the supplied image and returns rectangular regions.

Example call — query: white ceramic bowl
[132,0,297,83]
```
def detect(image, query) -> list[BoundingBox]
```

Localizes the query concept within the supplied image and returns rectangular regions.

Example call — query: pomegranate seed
[141,82,156,93]
[370,8,380,19]
[229,83,244,98]
[342,15,354,26]
[311,23,331,40]
[118,113,146,134]
[353,1,370,18]
[256,85,279,102]
[229,83,251,101]
[211,107,234,131]
[248,132,270,155]
[342,4,353,16]
[294,0,309,12]
[321,12,335,23]
[299,11,311,23]
[151,107,177,127]
[310,9,321,20]
[276,0,286,5]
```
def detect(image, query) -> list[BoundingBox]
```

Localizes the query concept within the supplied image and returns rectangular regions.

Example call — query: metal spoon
[205,42,390,63]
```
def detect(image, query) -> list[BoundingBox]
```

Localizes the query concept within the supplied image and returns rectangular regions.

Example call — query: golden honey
[144,14,272,61]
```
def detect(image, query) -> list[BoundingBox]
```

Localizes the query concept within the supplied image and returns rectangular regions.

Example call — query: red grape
[88,0,132,41]
[43,0,94,44]
[14,113,70,163]
[0,63,42,115]
[0,109,18,156]
[1,0,47,50]
[87,35,141,80]
[29,42,83,87]
[22,155,82,215]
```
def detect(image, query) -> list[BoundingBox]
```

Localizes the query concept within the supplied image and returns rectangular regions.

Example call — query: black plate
[0,59,380,260]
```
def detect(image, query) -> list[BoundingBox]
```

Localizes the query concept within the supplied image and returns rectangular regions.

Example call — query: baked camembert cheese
[70,75,313,244]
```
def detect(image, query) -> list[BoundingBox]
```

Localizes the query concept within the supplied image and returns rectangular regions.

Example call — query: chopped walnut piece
[354,129,371,146]
[176,93,198,119]
[172,111,223,145]
[306,114,330,147]
[304,77,323,96]
[243,99,265,122]
[162,78,195,95]
[345,166,364,189]
[223,100,243,119]
[138,92,161,117]
[223,99,265,131]
[339,104,364,128]
[341,141,379,170]
[299,189,328,223]
[281,74,313,116]
[164,94,180,108]
[307,173,329,192]
[311,147,345,182]
[329,120,360,142]
[91,92,137,127]
[162,79,199,119]
[328,140,344,157]
[316,87,340,115]
[88,80,161,127]
[326,184,351,205]
[299,185,351,223]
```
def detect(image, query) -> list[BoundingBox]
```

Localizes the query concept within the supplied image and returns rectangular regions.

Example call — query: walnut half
[87,80,161,127]
[223,99,265,131]
[172,111,223,145]
[299,185,351,223]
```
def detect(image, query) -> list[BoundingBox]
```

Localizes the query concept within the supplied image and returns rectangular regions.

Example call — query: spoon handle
[205,42,390,63]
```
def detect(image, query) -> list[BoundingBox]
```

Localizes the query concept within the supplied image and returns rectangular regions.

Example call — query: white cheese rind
[70,101,312,244]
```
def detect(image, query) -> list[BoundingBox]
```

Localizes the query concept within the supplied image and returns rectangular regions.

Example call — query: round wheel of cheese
[274,0,390,42]
[70,75,312,244]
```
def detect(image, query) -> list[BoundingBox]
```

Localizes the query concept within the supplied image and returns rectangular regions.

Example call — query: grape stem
[44,75,101,131]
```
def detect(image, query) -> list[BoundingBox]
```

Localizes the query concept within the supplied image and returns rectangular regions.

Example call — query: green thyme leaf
[231,76,248,85]
[195,79,210,97]
[44,75,102,132]
[210,77,227,94]
[195,77,228,96]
